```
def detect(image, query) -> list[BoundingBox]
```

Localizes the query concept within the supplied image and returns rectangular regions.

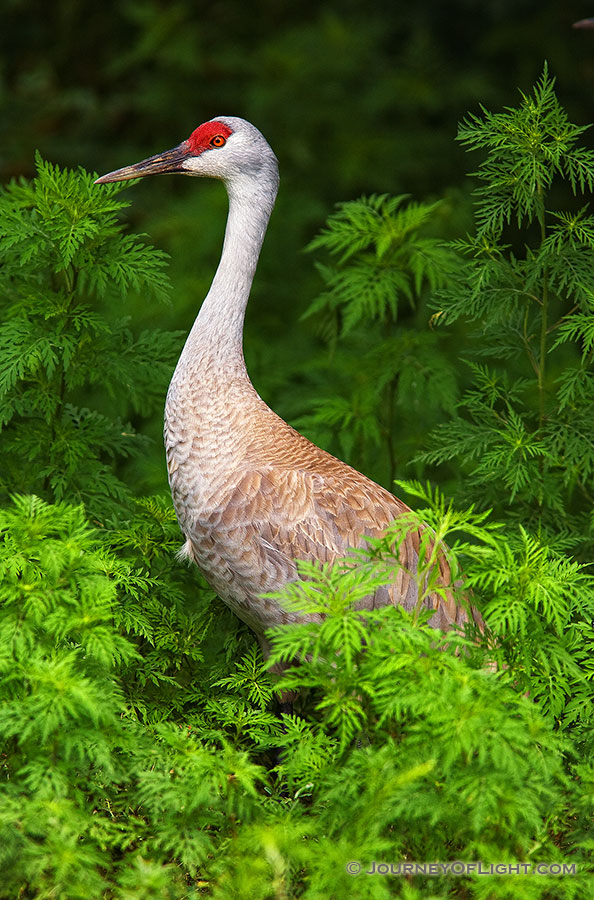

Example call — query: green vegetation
[1,68,594,899]
[423,66,594,550]
[0,156,174,513]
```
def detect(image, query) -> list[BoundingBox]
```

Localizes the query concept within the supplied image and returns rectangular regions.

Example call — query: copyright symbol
[346,861,361,875]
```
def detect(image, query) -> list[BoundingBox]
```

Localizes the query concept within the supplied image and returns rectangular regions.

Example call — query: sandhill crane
[96,117,481,657]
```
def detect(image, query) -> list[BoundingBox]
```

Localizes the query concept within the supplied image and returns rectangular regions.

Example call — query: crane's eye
[210,135,227,148]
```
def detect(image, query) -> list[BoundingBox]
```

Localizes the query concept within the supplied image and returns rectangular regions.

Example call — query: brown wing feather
[186,435,479,635]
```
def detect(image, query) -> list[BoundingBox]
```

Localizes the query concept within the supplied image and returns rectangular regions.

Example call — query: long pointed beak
[94,142,191,184]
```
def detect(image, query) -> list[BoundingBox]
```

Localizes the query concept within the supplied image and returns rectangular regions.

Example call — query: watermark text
[345,861,577,877]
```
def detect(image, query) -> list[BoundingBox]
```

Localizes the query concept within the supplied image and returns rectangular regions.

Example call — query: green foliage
[419,67,594,556]
[2,492,593,899]
[0,155,179,515]
[300,194,459,485]
[0,496,268,898]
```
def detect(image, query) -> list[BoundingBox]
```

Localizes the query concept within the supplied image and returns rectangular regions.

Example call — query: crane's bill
[95,143,190,184]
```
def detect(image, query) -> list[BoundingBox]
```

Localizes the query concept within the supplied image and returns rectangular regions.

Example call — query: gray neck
[177,170,278,375]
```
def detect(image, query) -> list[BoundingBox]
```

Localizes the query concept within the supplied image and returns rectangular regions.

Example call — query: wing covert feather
[193,461,477,632]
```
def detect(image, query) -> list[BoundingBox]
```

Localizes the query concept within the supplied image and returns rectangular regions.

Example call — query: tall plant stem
[537,190,548,430]
[384,316,397,489]
[538,276,548,429]
[386,375,397,489]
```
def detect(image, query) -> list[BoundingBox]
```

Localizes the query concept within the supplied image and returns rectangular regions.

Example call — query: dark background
[2,0,593,490]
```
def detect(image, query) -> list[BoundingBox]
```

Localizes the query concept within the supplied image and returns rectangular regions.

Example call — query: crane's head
[95,116,278,187]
